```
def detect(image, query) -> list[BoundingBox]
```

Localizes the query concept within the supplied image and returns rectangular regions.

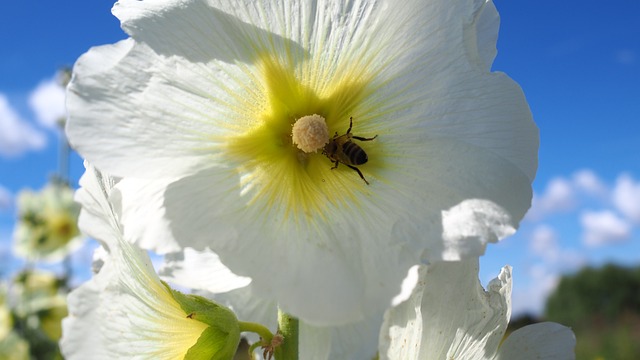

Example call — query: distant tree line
[545,263,640,327]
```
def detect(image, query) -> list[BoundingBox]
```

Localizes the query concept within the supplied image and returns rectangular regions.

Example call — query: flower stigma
[291,114,329,153]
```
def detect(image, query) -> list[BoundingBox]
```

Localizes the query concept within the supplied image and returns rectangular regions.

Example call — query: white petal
[99,244,207,358]
[391,265,421,306]
[115,177,182,254]
[496,322,576,360]
[63,166,207,359]
[75,162,120,249]
[69,0,311,179]
[383,138,532,262]
[201,284,276,352]
[66,38,218,178]
[207,284,380,360]
[368,0,537,182]
[62,233,207,359]
[161,166,414,325]
[60,254,112,360]
[472,0,500,70]
[300,317,381,360]
[362,0,537,261]
[159,247,251,294]
[379,260,511,360]
[441,199,517,260]
[113,0,296,65]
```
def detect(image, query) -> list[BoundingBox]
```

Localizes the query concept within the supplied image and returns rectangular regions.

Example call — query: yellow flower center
[226,55,384,221]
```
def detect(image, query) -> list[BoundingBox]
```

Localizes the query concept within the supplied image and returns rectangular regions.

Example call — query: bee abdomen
[342,141,368,165]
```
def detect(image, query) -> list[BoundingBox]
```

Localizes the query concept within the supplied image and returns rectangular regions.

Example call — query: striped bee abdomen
[342,141,368,165]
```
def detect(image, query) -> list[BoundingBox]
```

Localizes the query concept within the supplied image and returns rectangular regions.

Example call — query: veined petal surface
[379,260,510,360]
[379,260,576,360]
[61,166,210,359]
[66,0,537,325]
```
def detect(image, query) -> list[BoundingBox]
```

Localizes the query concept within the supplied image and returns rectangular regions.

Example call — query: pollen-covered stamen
[291,114,329,153]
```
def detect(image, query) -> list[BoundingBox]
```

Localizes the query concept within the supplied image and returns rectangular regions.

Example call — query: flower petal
[97,244,208,359]
[159,247,252,294]
[381,137,532,262]
[206,284,381,360]
[472,0,500,70]
[115,177,182,254]
[60,252,111,359]
[300,319,381,360]
[440,199,517,260]
[379,259,511,359]
[68,0,309,179]
[74,162,121,248]
[496,322,576,360]
[113,0,305,65]
[162,166,415,325]
[66,38,217,178]
[368,0,537,182]
[62,166,209,359]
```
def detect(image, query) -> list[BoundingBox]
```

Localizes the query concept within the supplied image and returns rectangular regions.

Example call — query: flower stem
[276,309,299,360]
[238,321,274,344]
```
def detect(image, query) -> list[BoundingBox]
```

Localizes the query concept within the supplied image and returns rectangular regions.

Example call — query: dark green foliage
[506,313,539,333]
[545,263,640,360]
[545,263,640,327]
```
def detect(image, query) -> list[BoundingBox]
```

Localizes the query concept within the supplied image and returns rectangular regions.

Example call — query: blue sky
[1,1,639,317]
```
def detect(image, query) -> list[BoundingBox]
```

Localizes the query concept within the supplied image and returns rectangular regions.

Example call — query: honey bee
[323,117,377,185]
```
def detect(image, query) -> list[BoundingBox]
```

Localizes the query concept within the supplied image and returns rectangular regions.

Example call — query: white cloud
[529,225,560,262]
[581,210,632,247]
[0,185,12,212]
[529,224,586,269]
[0,93,47,157]
[572,169,609,200]
[612,174,640,223]
[526,169,612,222]
[513,170,637,315]
[28,76,67,129]
[526,177,576,221]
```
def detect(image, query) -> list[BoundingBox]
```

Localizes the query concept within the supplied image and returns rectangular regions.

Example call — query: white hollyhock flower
[66,0,537,325]
[10,270,69,342]
[61,166,240,359]
[13,183,84,262]
[379,260,576,360]
[0,332,30,360]
[0,286,11,341]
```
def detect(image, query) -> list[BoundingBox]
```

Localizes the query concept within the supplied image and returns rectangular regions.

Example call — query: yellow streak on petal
[117,242,209,359]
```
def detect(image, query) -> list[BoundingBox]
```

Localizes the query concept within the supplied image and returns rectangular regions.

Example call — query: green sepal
[184,326,240,360]
[164,282,240,360]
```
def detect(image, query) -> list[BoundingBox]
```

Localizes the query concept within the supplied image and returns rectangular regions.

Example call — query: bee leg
[331,161,340,170]
[346,164,369,185]
[346,116,353,134]
[353,134,378,142]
